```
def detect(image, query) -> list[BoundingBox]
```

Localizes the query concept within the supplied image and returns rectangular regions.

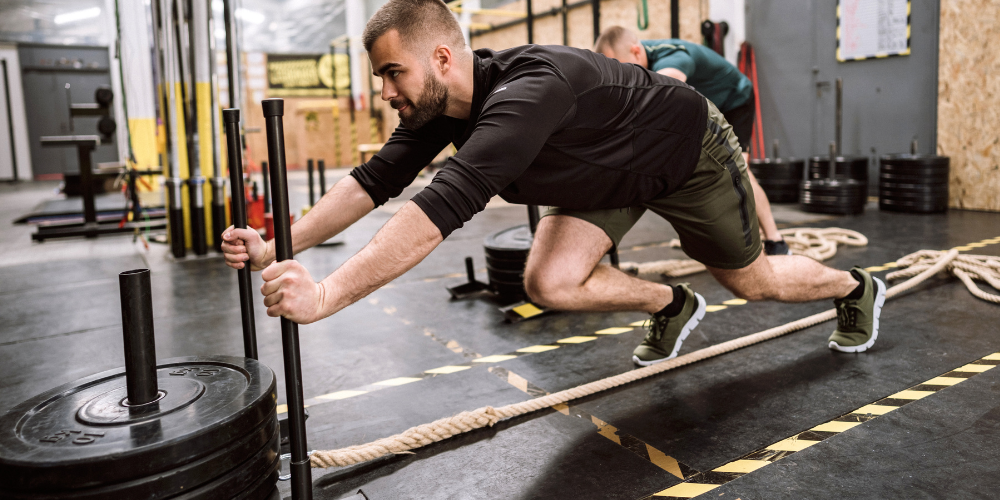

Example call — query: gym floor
[2,172,999,500]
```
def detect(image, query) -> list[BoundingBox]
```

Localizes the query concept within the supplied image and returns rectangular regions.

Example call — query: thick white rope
[311,247,1000,469]
[620,227,868,277]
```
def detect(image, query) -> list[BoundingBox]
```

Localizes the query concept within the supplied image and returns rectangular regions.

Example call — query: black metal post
[262,160,271,214]
[592,0,600,42]
[307,159,315,207]
[208,0,227,252]
[526,0,534,43]
[670,0,679,38]
[119,269,158,405]
[835,77,842,156]
[223,109,258,360]
[527,205,540,235]
[561,0,568,46]
[76,142,98,227]
[262,98,312,500]
[317,159,325,196]
[1,59,17,181]
[223,0,239,112]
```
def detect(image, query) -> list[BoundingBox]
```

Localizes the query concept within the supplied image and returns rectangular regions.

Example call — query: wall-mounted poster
[266,53,351,97]
[837,0,911,62]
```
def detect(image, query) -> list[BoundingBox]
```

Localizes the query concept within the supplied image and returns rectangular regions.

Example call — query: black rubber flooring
[1,174,999,499]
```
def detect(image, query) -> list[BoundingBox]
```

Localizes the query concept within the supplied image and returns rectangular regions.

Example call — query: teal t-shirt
[642,39,752,113]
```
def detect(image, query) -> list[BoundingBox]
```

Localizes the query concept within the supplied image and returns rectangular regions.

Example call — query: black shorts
[722,88,755,152]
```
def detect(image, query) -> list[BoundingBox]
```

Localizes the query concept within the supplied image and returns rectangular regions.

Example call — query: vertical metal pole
[159,0,186,258]
[262,98,312,500]
[223,108,258,360]
[835,77,842,156]
[182,0,207,255]
[262,160,271,214]
[527,205,540,235]
[670,0,679,38]
[561,0,568,46]
[77,142,98,227]
[526,0,534,43]
[307,158,315,207]
[119,269,159,405]
[208,0,227,252]
[592,0,600,42]
[317,159,326,196]
[223,0,240,112]
[1,60,17,180]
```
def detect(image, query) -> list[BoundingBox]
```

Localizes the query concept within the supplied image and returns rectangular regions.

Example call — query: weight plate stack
[807,155,869,183]
[749,157,805,203]
[483,224,533,300]
[0,355,279,500]
[878,154,950,213]
[800,178,867,215]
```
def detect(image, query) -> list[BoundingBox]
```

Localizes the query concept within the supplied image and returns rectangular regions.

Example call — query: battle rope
[311,247,997,469]
[620,227,868,278]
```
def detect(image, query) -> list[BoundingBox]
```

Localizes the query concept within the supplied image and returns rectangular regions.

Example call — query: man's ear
[433,44,453,74]
[630,43,643,60]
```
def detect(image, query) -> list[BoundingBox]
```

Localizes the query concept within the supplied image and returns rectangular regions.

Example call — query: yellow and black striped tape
[640,352,1000,499]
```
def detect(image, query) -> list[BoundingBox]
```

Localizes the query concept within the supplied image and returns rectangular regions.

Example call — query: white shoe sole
[633,293,707,366]
[829,277,886,353]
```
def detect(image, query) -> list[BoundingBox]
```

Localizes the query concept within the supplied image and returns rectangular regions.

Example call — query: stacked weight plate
[801,155,869,215]
[484,224,533,300]
[878,154,950,213]
[0,355,280,500]
[749,156,805,203]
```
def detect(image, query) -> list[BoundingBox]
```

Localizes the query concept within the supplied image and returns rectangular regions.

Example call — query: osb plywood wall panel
[938,0,1000,211]
[471,0,703,51]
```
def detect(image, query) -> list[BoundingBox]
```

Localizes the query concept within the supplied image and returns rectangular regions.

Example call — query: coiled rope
[311,246,999,469]
[621,227,868,277]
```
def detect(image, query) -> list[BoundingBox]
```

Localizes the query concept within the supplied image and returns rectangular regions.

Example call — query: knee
[722,282,774,302]
[523,271,573,308]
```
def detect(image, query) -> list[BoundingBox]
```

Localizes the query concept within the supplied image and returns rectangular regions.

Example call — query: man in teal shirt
[595,26,789,255]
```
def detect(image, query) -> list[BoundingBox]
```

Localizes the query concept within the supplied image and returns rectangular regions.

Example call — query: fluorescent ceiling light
[54,7,101,25]
[236,8,265,24]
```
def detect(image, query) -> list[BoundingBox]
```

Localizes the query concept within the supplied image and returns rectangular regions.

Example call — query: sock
[845,269,865,300]
[656,285,687,317]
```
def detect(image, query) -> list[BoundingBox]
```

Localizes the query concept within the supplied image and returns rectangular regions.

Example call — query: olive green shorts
[543,100,762,270]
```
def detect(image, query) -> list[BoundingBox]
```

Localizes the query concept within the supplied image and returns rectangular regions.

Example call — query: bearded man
[222,0,885,365]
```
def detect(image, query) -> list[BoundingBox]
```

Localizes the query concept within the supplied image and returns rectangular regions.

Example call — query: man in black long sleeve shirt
[222,0,886,364]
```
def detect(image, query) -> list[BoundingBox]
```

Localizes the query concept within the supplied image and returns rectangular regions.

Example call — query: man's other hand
[260,260,327,324]
[221,225,272,271]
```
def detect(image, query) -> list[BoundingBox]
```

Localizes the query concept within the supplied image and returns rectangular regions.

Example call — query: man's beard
[392,68,448,130]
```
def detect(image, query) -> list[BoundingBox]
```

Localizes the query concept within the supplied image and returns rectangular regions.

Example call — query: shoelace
[646,314,671,342]
[836,302,858,328]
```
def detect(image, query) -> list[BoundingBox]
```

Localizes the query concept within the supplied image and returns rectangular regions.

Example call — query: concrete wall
[0,44,32,180]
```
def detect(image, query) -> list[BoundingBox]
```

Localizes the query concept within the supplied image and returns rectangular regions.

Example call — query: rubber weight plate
[800,179,867,214]
[808,155,869,181]
[169,424,279,500]
[1,413,277,500]
[879,198,948,213]
[485,255,527,272]
[879,181,949,190]
[880,153,949,169]
[749,158,805,180]
[486,265,524,284]
[879,171,950,183]
[0,356,276,493]
[484,225,532,260]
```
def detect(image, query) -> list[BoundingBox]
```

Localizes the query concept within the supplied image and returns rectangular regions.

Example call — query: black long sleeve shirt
[350,44,708,238]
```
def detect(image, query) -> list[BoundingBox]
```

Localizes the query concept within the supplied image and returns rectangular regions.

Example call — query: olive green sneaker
[829,267,886,353]
[632,284,707,366]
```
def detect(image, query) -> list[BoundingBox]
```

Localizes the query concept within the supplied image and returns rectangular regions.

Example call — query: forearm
[656,67,688,82]
[317,201,443,317]
[262,175,375,264]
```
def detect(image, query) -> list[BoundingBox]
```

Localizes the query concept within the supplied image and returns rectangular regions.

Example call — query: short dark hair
[362,0,465,53]
[593,26,638,55]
